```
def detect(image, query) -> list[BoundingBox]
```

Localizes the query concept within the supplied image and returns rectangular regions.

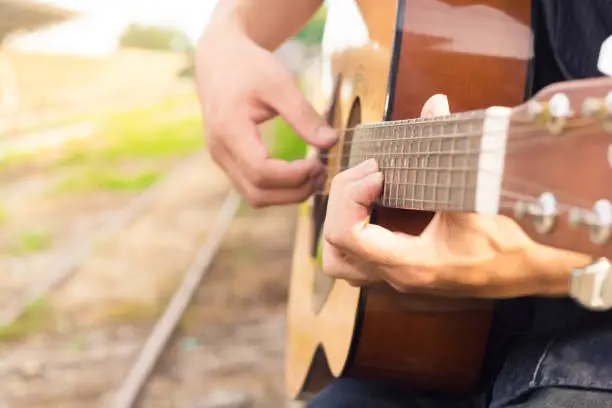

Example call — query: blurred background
[0,1,327,406]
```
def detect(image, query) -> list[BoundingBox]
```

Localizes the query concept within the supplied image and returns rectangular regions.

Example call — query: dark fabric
[487,1,612,406]
[539,0,612,80]
[307,378,478,408]
[307,379,612,408]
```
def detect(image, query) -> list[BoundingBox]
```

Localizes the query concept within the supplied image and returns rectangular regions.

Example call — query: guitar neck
[346,107,512,214]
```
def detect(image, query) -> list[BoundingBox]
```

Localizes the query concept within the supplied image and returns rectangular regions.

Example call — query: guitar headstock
[512,76,612,134]
[501,76,612,257]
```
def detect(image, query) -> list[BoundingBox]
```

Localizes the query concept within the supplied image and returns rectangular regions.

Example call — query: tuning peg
[568,199,612,245]
[598,34,612,76]
[513,192,557,234]
[527,93,573,135]
[582,92,612,132]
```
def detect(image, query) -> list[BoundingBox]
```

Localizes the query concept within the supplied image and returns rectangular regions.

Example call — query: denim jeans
[307,379,612,408]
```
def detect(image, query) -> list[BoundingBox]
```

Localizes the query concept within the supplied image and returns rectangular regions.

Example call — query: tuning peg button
[569,200,612,245]
[513,192,557,234]
[598,34,612,76]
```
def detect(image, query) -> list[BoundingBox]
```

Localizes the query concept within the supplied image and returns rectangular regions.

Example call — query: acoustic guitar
[286,0,612,401]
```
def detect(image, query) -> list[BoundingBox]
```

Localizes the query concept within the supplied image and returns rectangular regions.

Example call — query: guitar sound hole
[311,97,362,315]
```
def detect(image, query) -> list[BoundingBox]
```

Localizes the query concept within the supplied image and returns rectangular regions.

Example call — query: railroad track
[0,175,294,408]
[0,154,206,328]
[112,189,241,408]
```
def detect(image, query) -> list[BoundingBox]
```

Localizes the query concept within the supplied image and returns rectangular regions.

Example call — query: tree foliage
[119,24,194,53]
[294,5,327,45]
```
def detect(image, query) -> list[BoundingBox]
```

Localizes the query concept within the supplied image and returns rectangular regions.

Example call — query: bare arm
[195,0,336,208]
[206,0,324,50]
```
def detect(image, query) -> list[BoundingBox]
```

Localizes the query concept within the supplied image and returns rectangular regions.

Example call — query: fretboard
[345,108,511,214]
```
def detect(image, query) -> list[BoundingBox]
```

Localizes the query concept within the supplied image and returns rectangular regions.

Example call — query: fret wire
[388,126,394,207]
[386,125,390,207]
[461,120,467,210]
[337,114,499,212]
[412,123,420,208]
[383,125,389,206]
[432,121,439,209]
[401,125,405,208]
[448,125,457,209]
[393,125,399,207]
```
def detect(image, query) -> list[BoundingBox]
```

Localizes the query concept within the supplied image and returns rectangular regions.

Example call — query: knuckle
[296,184,315,203]
[259,68,291,98]
[321,255,335,276]
[248,170,267,189]
[323,228,344,249]
[207,135,223,157]
[328,175,349,198]
[347,279,367,288]
[321,251,349,280]
[270,67,293,87]
[244,189,268,208]
[458,269,489,288]
[330,172,348,188]
[391,268,437,293]
[411,269,438,288]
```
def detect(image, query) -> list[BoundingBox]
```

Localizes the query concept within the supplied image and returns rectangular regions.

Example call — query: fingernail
[422,94,450,117]
[306,147,319,160]
[367,171,384,184]
[359,158,378,172]
[314,126,339,145]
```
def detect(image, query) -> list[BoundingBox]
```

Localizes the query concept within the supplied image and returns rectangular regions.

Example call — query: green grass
[0,297,51,342]
[21,93,206,194]
[1,93,205,175]
[0,151,33,171]
[12,229,52,255]
[53,169,161,194]
[93,115,204,162]
[58,96,204,166]
[269,118,308,162]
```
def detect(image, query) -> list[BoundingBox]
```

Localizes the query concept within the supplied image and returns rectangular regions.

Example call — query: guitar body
[286,0,533,400]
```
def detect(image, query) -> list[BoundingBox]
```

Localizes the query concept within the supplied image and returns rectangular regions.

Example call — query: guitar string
[316,113,596,137]
[315,123,600,161]
[311,188,590,215]
[306,119,600,208]
[311,157,596,211]
[311,172,596,210]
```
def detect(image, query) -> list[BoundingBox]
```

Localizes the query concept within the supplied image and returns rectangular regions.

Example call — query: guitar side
[286,0,533,400]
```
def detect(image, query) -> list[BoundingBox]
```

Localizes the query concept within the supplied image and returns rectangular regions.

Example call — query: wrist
[527,243,592,297]
[199,1,246,47]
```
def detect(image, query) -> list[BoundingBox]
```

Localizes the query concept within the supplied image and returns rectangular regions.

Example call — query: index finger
[228,122,324,189]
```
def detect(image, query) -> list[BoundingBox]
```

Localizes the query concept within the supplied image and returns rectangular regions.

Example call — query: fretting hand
[322,94,591,298]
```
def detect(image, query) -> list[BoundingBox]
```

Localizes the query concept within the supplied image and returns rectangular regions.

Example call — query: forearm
[206,0,323,50]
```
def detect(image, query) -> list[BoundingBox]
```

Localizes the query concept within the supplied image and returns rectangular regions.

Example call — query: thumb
[262,69,338,149]
[326,160,383,237]
[421,94,450,117]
